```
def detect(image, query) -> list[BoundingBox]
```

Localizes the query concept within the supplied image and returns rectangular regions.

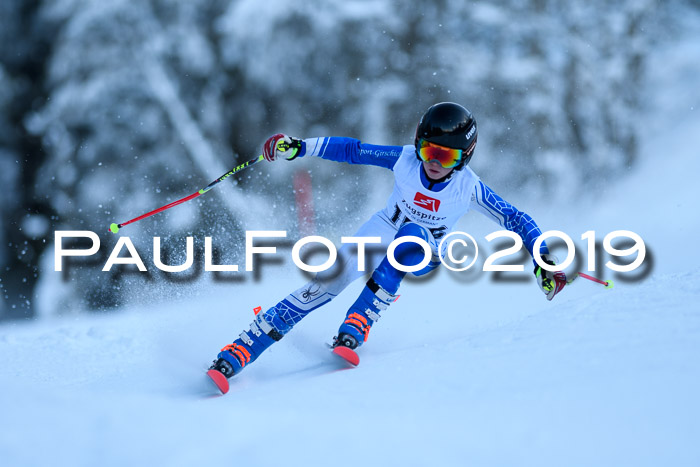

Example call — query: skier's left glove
[262,133,302,162]
[534,254,567,301]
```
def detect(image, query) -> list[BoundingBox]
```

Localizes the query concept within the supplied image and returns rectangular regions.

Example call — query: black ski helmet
[414,102,478,170]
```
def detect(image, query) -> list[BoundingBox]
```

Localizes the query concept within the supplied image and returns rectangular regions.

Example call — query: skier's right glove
[534,253,567,301]
[262,133,302,162]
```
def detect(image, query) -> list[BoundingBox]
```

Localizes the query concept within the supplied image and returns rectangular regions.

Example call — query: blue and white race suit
[265,137,550,326]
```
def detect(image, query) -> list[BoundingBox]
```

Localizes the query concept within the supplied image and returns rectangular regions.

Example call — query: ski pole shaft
[109,154,264,233]
[567,272,614,289]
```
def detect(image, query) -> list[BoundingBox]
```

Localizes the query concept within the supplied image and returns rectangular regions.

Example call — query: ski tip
[332,346,360,366]
[206,369,230,394]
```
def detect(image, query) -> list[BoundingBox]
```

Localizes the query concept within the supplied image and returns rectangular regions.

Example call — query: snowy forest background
[1,0,698,320]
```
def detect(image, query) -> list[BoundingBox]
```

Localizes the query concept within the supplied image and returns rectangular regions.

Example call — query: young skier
[207,102,566,389]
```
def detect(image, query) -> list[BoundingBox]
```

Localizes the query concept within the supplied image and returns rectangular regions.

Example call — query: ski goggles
[417,139,463,169]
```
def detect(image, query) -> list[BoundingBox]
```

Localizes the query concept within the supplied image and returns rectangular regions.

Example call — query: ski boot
[336,277,397,346]
[330,277,398,367]
[207,307,288,394]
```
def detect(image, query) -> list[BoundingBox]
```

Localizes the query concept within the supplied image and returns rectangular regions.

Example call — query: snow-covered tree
[0,0,693,318]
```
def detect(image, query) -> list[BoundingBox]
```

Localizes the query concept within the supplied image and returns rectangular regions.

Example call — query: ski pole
[567,272,614,289]
[109,154,264,233]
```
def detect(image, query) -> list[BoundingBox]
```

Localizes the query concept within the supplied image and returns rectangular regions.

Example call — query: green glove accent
[276,139,301,160]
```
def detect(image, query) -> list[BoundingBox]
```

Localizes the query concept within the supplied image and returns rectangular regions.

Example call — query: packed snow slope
[2,43,700,467]
[1,263,699,467]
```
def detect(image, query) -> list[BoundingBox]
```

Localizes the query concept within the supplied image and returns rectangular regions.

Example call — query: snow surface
[2,28,700,467]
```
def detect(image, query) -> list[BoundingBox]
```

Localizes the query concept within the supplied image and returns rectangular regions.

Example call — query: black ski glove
[534,254,567,301]
[262,133,302,162]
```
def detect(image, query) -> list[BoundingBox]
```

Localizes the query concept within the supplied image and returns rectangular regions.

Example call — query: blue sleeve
[471,181,550,259]
[300,137,402,170]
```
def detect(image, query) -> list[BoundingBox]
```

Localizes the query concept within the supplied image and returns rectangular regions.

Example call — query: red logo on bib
[414,192,441,212]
